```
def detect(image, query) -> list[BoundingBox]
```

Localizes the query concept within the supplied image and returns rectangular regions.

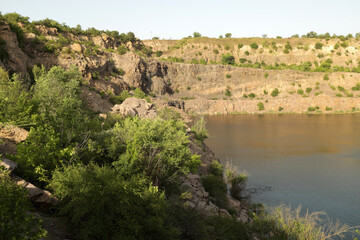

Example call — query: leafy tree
[0,172,47,239]
[0,67,36,127]
[315,42,324,50]
[33,66,90,144]
[50,164,179,240]
[193,32,202,38]
[225,33,232,38]
[14,125,73,185]
[111,117,201,187]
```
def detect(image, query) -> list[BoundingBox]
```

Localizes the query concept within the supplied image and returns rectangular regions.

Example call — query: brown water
[204,114,360,226]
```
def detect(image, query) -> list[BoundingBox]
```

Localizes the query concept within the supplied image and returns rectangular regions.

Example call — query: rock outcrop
[111,97,157,119]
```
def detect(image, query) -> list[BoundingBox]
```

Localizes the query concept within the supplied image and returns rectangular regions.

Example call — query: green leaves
[0,173,47,239]
[111,117,201,187]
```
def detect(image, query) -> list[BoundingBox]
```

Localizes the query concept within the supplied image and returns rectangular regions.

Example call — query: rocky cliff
[1,19,360,115]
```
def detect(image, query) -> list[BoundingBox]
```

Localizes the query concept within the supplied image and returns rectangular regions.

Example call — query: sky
[0,0,359,40]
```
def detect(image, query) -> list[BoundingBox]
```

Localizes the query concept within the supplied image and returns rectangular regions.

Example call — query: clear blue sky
[0,0,359,39]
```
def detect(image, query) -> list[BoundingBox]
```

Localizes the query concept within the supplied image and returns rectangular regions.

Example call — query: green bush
[0,68,36,127]
[117,45,128,55]
[264,73,269,79]
[0,172,47,239]
[239,58,246,63]
[224,44,230,50]
[271,88,280,97]
[111,117,201,187]
[191,116,209,143]
[209,160,223,177]
[158,107,181,121]
[297,89,304,95]
[257,102,265,110]
[193,32,202,38]
[307,106,316,112]
[226,74,231,78]
[238,43,244,49]
[110,89,130,104]
[225,33,232,38]
[213,49,219,54]
[225,86,232,96]
[155,50,163,57]
[221,53,235,65]
[250,43,258,49]
[323,74,329,80]
[243,94,248,98]
[306,87,312,93]
[315,42,324,49]
[248,93,256,99]
[50,164,178,240]
[225,166,247,201]
[245,51,250,56]
[201,175,228,209]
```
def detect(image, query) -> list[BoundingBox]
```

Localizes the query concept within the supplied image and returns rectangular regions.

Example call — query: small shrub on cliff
[297,89,304,95]
[209,160,224,177]
[249,93,256,99]
[0,172,47,239]
[257,102,265,111]
[213,49,219,54]
[225,86,232,97]
[201,175,229,209]
[238,43,244,49]
[117,45,128,55]
[323,74,329,80]
[191,116,208,144]
[221,53,235,65]
[306,87,312,93]
[155,50,163,57]
[225,162,248,201]
[271,88,280,97]
[226,74,231,79]
[250,43,259,49]
[264,73,269,79]
[315,42,324,49]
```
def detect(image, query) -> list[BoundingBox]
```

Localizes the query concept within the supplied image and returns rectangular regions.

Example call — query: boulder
[0,125,28,143]
[0,158,17,172]
[111,97,157,119]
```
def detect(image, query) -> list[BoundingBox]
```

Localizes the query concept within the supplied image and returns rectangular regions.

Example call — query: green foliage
[221,53,235,65]
[323,74,329,80]
[0,68,36,127]
[33,66,89,144]
[193,32,202,38]
[201,175,228,209]
[191,117,208,143]
[117,45,128,55]
[248,93,255,99]
[250,43,258,49]
[111,117,201,187]
[271,88,280,97]
[225,86,232,96]
[225,33,232,38]
[0,172,47,239]
[245,51,250,56]
[238,43,244,49]
[297,89,304,95]
[306,87,312,93]
[110,89,130,104]
[257,102,265,110]
[209,160,223,177]
[158,107,181,121]
[264,73,269,79]
[351,83,360,91]
[50,164,178,240]
[315,42,324,49]
[225,74,231,78]
[225,165,247,201]
[284,42,292,51]
[155,50,163,57]
[15,125,73,186]
[213,49,219,54]
[239,58,246,63]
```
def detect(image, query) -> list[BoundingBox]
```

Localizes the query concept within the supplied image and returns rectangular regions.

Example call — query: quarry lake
[204,114,360,227]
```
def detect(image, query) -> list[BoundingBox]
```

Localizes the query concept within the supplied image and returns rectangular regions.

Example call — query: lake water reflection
[204,114,360,226]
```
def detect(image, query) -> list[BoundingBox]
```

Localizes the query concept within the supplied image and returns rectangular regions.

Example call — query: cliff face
[1,20,360,115]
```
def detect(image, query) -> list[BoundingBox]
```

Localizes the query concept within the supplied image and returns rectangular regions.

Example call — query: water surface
[205,114,360,226]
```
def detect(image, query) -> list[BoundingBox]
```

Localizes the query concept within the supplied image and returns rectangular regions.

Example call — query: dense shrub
[225,33,232,38]
[248,93,256,99]
[225,86,232,96]
[201,175,228,209]
[306,87,312,93]
[155,50,163,57]
[191,117,208,143]
[117,45,128,55]
[0,68,36,127]
[238,43,244,49]
[315,42,324,49]
[111,117,201,187]
[221,53,235,65]
[271,88,280,97]
[0,172,47,239]
[50,164,178,240]
[257,102,265,110]
[209,160,224,177]
[250,43,258,49]
[213,49,219,54]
